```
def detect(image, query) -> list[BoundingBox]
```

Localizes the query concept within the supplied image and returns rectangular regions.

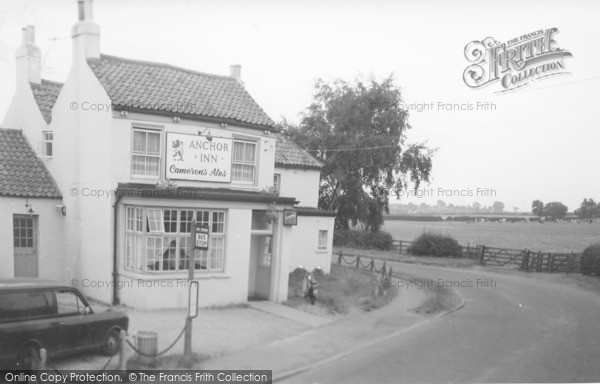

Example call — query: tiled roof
[275,135,323,169]
[87,54,276,129]
[0,129,62,198]
[30,80,63,124]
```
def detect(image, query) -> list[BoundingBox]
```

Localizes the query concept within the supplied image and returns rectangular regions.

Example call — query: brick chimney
[71,0,100,61]
[15,25,41,85]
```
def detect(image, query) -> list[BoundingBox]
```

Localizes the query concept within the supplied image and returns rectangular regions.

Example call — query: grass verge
[285,264,398,315]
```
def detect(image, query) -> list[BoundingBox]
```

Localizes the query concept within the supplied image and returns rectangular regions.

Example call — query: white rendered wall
[275,167,320,207]
[288,215,335,274]
[0,197,66,281]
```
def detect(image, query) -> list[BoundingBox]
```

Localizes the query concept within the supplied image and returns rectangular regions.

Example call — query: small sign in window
[195,224,210,250]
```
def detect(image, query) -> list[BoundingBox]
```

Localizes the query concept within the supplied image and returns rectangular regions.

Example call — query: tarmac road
[283,264,600,383]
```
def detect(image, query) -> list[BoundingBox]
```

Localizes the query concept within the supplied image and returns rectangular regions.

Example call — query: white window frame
[273,173,281,193]
[147,209,164,233]
[124,206,227,274]
[318,230,328,250]
[131,128,161,179]
[125,207,144,271]
[259,235,273,268]
[41,131,53,157]
[232,139,257,184]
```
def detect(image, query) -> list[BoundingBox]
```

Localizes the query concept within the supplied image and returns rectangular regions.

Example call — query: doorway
[13,215,38,277]
[248,234,273,300]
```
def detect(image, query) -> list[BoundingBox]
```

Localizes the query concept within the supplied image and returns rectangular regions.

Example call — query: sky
[0,0,598,212]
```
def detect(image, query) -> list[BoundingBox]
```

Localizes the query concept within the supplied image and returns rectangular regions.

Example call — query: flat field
[382,220,600,253]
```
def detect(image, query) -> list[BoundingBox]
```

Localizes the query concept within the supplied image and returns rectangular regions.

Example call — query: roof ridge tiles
[96,54,236,80]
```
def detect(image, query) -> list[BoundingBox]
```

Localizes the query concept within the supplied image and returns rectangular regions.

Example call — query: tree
[472,202,481,211]
[532,200,544,219]
[575,198,599,219]
[492,201,505,213]
[544,202,568,220]
[281,75,435,231]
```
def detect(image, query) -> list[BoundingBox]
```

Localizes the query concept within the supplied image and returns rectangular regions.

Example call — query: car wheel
[101,329,121,356]
[16,346,40,370]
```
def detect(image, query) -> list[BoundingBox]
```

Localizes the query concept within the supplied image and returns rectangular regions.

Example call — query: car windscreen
[0,291,55,320]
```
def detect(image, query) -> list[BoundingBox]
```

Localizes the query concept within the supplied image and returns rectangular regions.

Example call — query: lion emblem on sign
[171,139,184,161]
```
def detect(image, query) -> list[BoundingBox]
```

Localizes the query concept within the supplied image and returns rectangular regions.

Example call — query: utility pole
[183,218,197,365]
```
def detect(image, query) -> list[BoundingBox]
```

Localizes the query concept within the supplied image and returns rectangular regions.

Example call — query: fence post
[338,250,342,265]
[479,245,486,265]
[398,241,403,254]
[118,330,127,372]
[39,348,47,370]
[388,266,393,279]
[381,261,387,277]
[370,258,374,272]
[374,275,381,296]
[547,253,555,272]
[355,255,360,268]
[536,251,543,272]
[521,250,530,271]
[568,251,574,273]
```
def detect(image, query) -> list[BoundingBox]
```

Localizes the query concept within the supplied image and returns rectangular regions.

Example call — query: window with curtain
[131,129,161,177]
[232,140,256,183]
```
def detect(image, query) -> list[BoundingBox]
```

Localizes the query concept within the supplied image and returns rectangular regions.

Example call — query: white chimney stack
[71,0,100,61]
[15,25,41,85]
[230,64,244,86]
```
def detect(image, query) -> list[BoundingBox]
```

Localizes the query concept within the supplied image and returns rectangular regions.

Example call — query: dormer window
[42,131,53,157]
[132,128,161,178]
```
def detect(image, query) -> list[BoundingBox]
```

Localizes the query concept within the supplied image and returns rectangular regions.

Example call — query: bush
[368,231,394,250]
[409,232,463,258]
[333,229,393,250]
[581,244,600,276]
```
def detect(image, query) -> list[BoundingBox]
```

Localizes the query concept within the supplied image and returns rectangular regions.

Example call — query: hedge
[333,229,394,250]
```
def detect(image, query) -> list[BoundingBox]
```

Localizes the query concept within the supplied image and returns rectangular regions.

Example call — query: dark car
[0,279,129,369]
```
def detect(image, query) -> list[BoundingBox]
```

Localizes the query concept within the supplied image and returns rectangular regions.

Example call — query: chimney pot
[26,25,35,44]
[78,0,94,21]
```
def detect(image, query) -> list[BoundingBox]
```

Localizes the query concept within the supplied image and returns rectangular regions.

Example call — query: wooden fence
[390,239,583,274]
[392,240,413,254]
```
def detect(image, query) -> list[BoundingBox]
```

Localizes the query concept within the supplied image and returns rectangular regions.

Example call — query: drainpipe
[112,192,122,305]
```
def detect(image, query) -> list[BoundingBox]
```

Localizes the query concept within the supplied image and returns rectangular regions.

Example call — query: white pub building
[0,0,335,309]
